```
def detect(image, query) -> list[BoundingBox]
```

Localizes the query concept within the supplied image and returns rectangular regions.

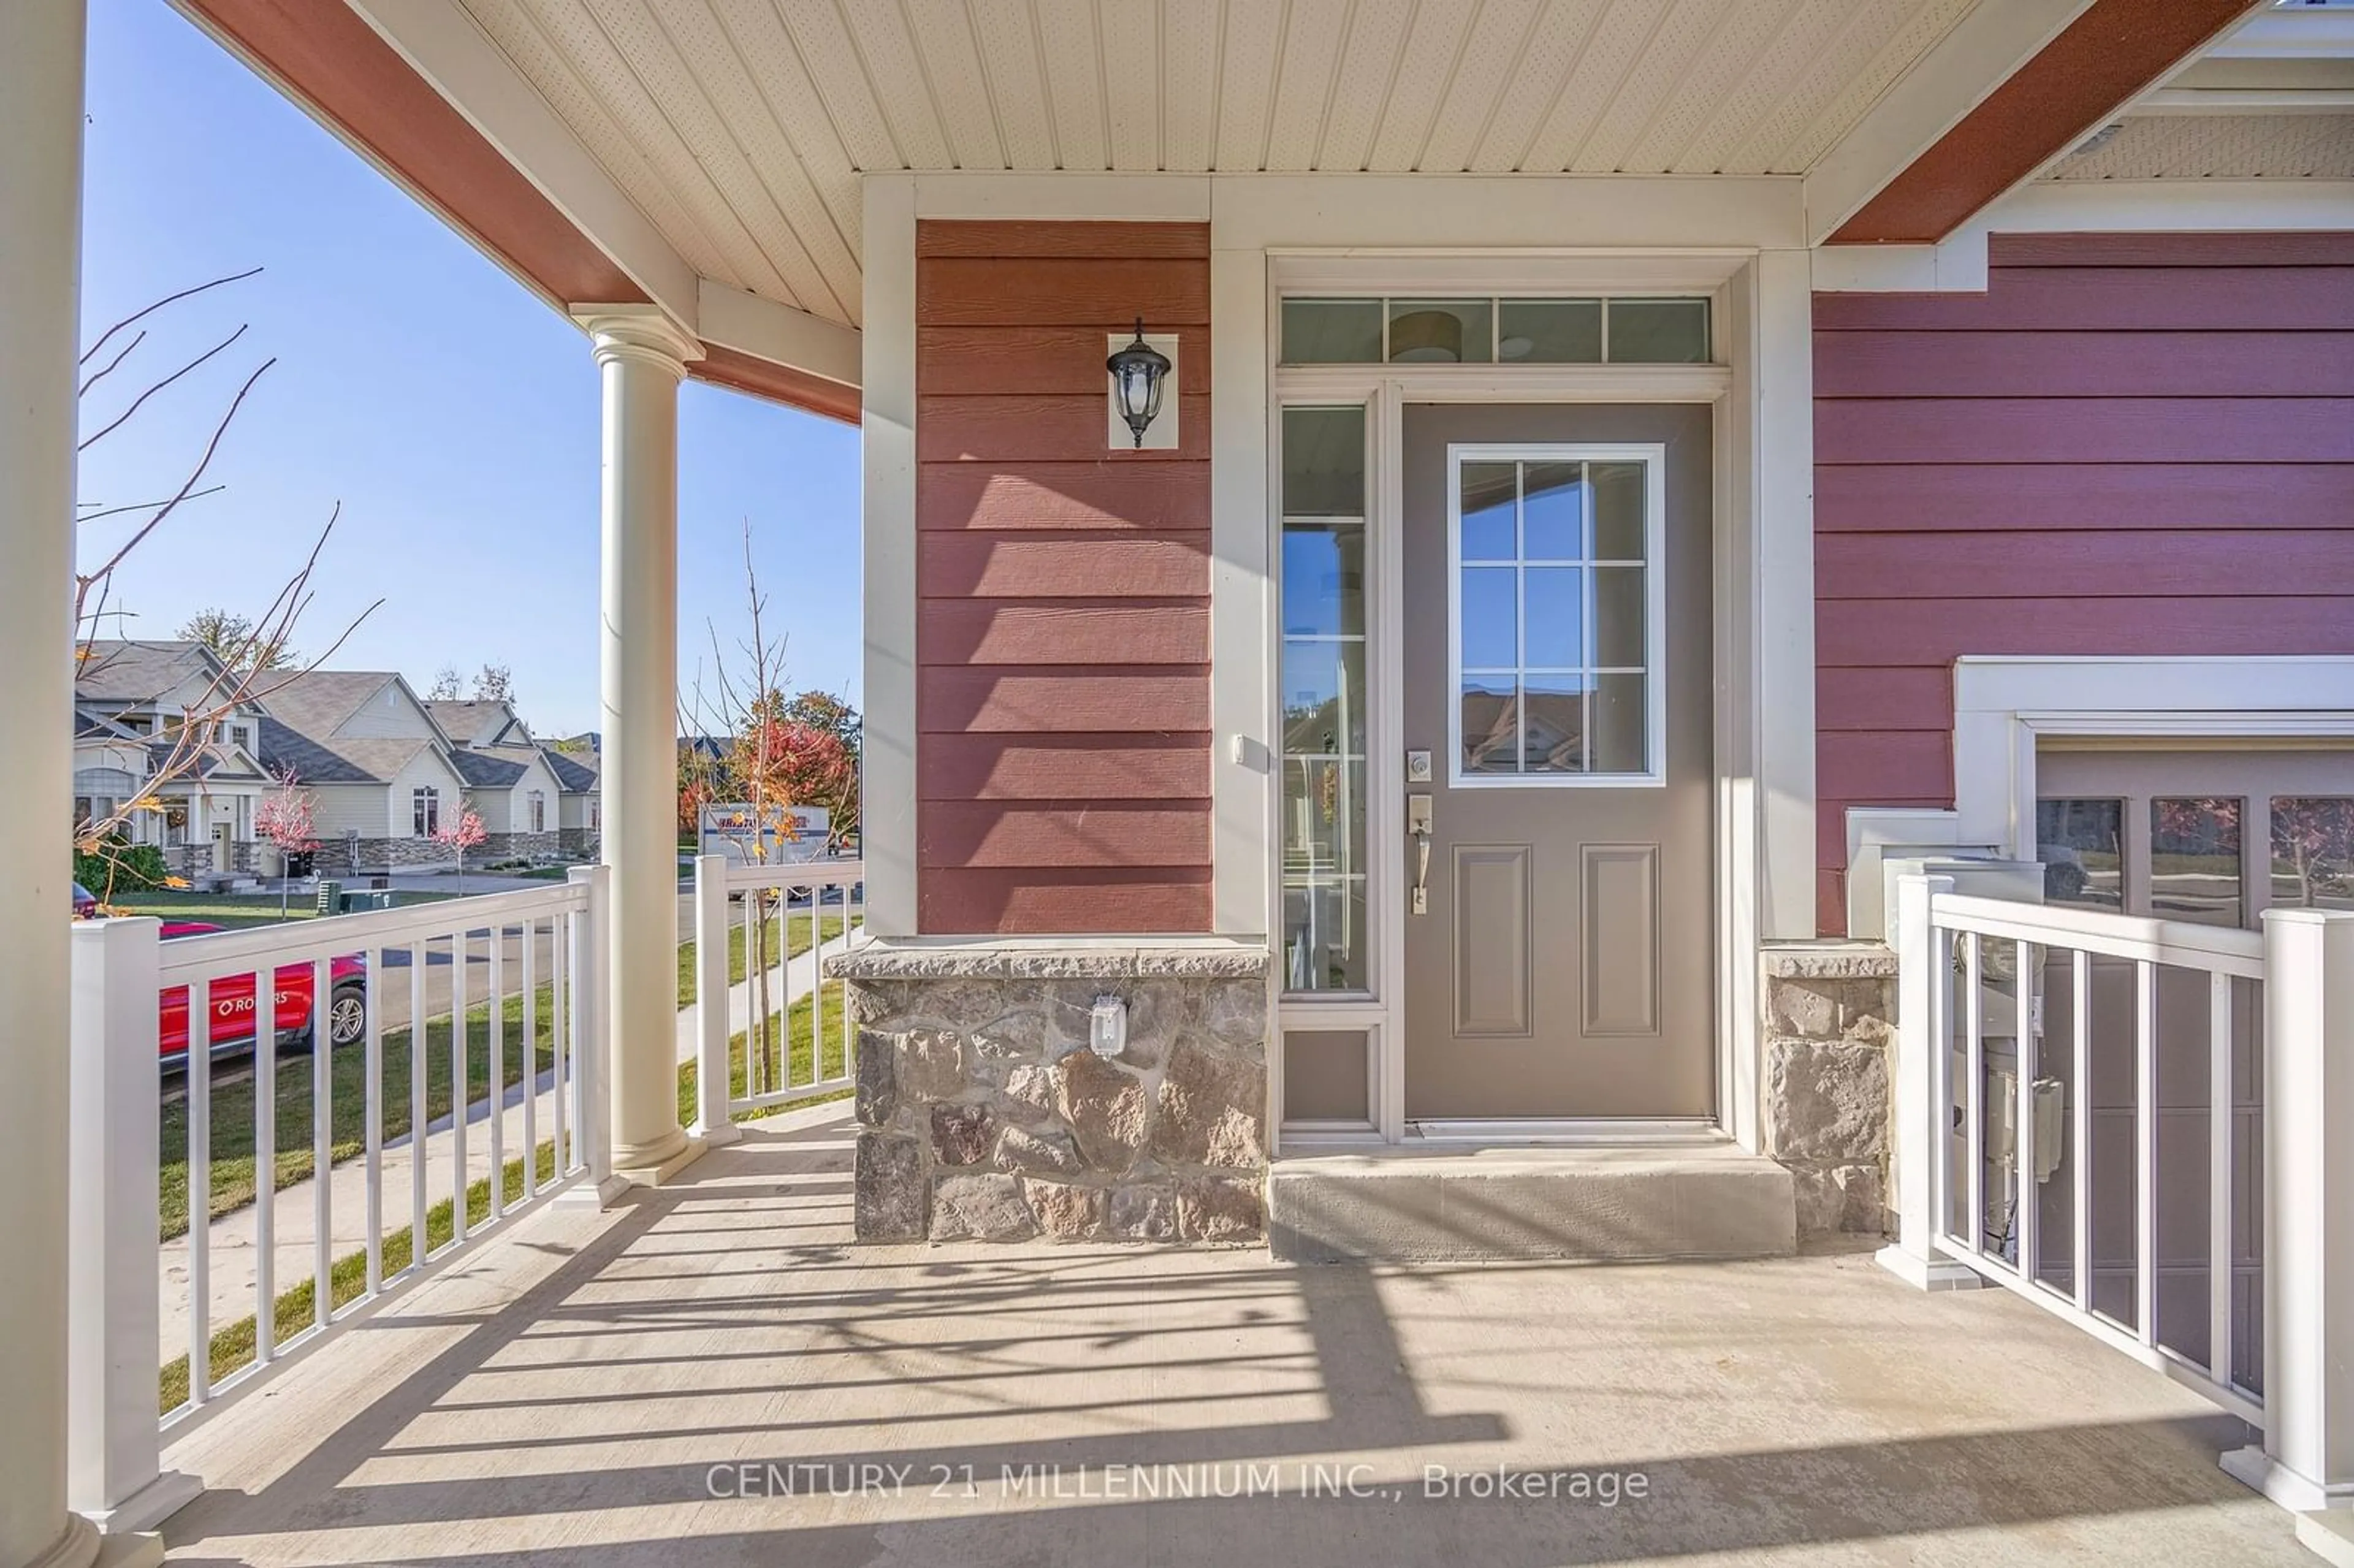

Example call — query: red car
[158,921,368,1068]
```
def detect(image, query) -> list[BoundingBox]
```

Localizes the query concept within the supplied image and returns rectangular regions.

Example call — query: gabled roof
[449,748,527,788]
[247,669,403,739]
[256,718,440,787]
[425,698,531,748]
[74,639,230,704]
[75,707,142,742]
[149,738,267,785]
[543,748,600,793]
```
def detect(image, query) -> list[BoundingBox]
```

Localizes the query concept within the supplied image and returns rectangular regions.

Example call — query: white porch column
[1876,873,1981,1292]
[577,306,704,1184]
[2225,908,2354,1514]
[1,5,112,1567]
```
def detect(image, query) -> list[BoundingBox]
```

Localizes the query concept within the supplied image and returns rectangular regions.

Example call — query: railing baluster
[2071,947,2092,1314]
[254,965,276,1367]
[2016,938,2038,1279]
[489,924,506,1221]
[364,945,383,1298]
[2134,957,2158,1347]
[1965,931,1985,1255]
[312,956,332,1331]
[522,917,538,1199]
[553,913,570,1174]
[409,938,427,1273]
[188,978,212,1405]
[451,924,469,1245]
[2208,969,2234,1385]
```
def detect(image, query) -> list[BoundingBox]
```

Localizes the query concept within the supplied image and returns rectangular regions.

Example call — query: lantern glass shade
[1106,318,1171,447]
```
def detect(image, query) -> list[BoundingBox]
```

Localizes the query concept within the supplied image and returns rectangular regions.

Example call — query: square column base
[2222,1445,2354,1515]
[80,1469,201,1539]
[1875,1244,1986,1292]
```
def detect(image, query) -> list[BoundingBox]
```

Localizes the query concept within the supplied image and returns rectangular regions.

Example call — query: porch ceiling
[452,0,1987,332]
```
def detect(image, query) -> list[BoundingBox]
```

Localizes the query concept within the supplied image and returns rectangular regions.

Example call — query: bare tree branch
[78,329,146,398]
[78,266,262,368]
[78,324,251,452]
[74,357,272,609]
[77,484,227,524]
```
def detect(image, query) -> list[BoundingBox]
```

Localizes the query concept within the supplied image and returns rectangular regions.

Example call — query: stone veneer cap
[827,940,1270,982]
[1760,942,1900,980]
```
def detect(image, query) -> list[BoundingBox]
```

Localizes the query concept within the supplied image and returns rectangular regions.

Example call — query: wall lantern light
[1106,318,1173,449]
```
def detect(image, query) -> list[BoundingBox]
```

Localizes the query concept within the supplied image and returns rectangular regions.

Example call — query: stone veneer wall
[828,945,1270,1245]
[1761,943,1898,1238]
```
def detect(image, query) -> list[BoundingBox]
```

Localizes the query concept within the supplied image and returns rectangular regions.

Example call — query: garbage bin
[339,889,395,914]
[284,850,314,880]
[315,879,343,916]
[368,875,389,891]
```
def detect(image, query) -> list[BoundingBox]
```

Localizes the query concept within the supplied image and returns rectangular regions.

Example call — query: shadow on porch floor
[158,1102,2308,1567]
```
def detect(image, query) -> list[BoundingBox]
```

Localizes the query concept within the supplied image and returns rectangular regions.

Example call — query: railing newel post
[1878,873,1978,1292]
[691,856,740,1146]
[2223,907,2354,1512]
[67,916,202,1532]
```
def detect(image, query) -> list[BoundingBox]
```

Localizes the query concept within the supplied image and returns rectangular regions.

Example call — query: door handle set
[1407,792,1432,916]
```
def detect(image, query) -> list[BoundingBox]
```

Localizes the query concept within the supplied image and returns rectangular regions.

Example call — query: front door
[1401,404,1713,1121]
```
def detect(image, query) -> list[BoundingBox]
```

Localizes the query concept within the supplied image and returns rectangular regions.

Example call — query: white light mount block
[1089,995,1128,1057]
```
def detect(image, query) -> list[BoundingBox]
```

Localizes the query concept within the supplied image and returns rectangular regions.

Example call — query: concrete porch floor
[158,1102,2311,1567]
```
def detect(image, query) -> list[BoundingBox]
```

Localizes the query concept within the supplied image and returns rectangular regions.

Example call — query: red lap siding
[1814,231,2354,934]
[915,220,1213,935]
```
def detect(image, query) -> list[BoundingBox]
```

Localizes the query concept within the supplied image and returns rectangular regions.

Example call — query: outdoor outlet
[1089,995,1127,1058]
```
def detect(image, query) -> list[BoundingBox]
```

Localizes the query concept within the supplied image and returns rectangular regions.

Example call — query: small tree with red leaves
[253,770,318,918]
[433,808,488,894]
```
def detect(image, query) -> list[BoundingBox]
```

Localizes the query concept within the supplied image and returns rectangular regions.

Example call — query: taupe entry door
[1401,405,1713,1121]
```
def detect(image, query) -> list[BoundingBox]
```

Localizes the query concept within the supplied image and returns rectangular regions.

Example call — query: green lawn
[160,984,554,1242]
[675,910,852,1006]
[676,980,853,1127]
[165,992,851,1414]
[112,889,451,932]
[163,908,855,1238]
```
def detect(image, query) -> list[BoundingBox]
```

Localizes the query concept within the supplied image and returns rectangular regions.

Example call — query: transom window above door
[1449,446,1664,787]
[1281,296,1711,367]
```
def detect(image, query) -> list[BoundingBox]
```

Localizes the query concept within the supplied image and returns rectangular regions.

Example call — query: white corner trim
[696,278,861,389]
[860,174,918,938]
[1209,245,1270,938]
[1815,180,2354,294]
[1842,655,2354,935]
[1802,0,2097,246]
[338,0,701,322]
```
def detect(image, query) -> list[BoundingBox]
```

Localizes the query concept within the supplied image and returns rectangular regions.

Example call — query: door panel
[1401,404,1713,1120]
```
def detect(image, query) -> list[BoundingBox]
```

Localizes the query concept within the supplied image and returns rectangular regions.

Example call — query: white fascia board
[341,0,699,330]
[1802,0,2099,246]
[1814,178,2354,292]
[696,279,861,390]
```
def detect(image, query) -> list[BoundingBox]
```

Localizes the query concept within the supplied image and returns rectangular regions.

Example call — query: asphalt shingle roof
[74,640,225,703]
[255,718,433,786]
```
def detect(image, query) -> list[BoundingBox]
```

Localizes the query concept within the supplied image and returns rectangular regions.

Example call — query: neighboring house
[425,698,582,858]
[543,745,603,858]
[253,670,474,873]
[72,639,272,877]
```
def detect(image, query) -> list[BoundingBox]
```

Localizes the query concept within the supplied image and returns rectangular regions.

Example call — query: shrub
[75,835,171,895]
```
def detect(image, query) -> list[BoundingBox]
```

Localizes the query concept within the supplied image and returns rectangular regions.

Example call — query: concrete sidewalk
[158,926,850,1366]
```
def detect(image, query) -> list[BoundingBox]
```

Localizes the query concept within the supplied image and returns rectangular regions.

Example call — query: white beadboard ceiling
[453,0,1987,327]
[2043,112,2354,178]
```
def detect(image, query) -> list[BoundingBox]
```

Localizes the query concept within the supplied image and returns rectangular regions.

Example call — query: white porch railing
[1886,873,2354,1513]
[688,855,863,1145]
[66,867,612,1533]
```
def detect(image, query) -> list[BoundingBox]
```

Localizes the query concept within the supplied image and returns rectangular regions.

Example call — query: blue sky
[75,0,862,739]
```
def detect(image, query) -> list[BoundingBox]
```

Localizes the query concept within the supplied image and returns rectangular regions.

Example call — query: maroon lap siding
[915,220,1213,935]
[1814,230,2354,935]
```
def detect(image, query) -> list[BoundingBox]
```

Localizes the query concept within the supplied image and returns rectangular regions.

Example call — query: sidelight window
[1279,405,1370,994]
